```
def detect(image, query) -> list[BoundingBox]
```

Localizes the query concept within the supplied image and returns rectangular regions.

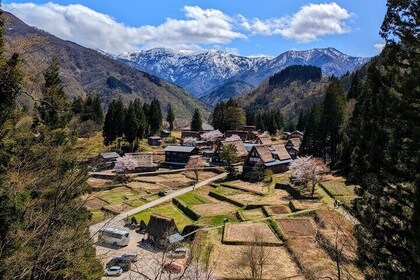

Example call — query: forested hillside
[3,11,210,118]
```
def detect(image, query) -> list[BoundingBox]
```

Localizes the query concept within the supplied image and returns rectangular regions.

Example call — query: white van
[98,228,130,247]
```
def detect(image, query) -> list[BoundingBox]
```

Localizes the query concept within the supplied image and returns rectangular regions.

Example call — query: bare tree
[289,156,329,196]
[238,228,271,280]
[185,157,207,184]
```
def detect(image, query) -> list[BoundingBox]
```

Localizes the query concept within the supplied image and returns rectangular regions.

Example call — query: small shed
[145,214,179,246]
[97,152,120,170]
[148,136,162,146]
[164,145,198,166]
[160,129,171,138]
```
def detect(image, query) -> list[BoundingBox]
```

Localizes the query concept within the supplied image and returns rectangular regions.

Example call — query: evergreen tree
[148,98,162,135]
[166,104,175,131]
[37,58,70,129]
[133,98,146,139]
[91,95,104,124]
[296,109,305,131]
[350,1,420,278]
[213,102,226,132]
[190,108,202,131]
[71,96,84,115]
[114,97,126,137]
[347,71,363,100]
[80,93,94,122]
[142,102,150,136]
[124,101,139,149]
[102,100,117,145]
[300,104,323,157]
[322,78,346,164]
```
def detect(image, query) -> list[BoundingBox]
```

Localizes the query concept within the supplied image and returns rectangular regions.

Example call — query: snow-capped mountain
[119,47,370,98]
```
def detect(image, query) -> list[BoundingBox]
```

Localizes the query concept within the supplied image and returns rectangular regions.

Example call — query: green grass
[196,213,238,228]
[241,209,265,220]
[131,202,193,231]
[322,181,356,196]
[97,189,139,204]
[178,192,212,206]
[91,209,105,223]
[211,186,243,196]
[127,199,147,207]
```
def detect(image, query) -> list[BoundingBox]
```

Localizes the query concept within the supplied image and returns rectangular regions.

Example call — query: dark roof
[148,136,161,140]
[145,214,179,239]
[165,146,196,153]
[161,129,170,133]
[264,159,293,167]
[100,152,120,159]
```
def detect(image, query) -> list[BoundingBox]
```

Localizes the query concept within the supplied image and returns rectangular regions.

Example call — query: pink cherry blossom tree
[182,137,196,146]
[115,155,138,173]
[289,156,329,196]
[201,130,223,143]
[225,134,241,141]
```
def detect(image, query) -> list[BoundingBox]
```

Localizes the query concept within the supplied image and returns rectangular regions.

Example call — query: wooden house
[255,135,273,145]
[244,144,292,173]
[160,129,171,138]
[145,214,179,246]
[212,140,248,164]
[164,146,198,166]
[285,138,301,159]
[96,152,120,170]
[286,130,304,140]
[148,136,162,146]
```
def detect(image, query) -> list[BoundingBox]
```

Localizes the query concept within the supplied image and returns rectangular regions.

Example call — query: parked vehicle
[106,257,131,271]
[98,228,129,247]
[163,262,183,273]
[104,266,123,276]
[121,252,138,262]
[168,247,189,259]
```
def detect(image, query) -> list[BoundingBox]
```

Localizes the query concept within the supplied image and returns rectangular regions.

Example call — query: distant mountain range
[3,12,210,118]
[119,48,371,101]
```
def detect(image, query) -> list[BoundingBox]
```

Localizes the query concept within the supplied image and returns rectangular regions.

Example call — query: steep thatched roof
[220,140,248,157]
[145,214,179,239]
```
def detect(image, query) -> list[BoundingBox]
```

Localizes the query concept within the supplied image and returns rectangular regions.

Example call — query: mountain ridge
[3,11,210,118]
[119,47,370,99]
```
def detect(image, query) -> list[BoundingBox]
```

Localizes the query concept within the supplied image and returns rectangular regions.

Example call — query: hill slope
[120,48,370,99]
[200,80,254,106]
[3,12,210,118]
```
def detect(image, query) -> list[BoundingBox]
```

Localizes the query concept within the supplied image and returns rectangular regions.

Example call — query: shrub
[242,170,264,182]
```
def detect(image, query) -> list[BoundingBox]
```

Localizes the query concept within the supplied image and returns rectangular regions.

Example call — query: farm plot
[223,222,282,245]
[84,196,109,210]
[211,244,303,280]
[239,208,266,220]
[222,180,270,194]
[191,202,238,217]
[131,202,192,231]
[287,238,337,279]
[183,170,220,181]
[276,218,317,239]
[289,199,325,212]
[265,205,291,215]
[230,189,290,206]
[86,178,113,189]
[126,181,164,192]
[134,173,194,189]
[96,186,141,204]
[315,210,357,262]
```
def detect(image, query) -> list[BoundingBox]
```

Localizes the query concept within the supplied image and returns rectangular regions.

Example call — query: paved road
[90,172,227,236]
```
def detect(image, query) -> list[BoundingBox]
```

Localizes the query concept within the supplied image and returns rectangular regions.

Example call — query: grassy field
[131,202,193,231]
[75,132,107,159]
[178,191,212,206]
[97,187,140,204]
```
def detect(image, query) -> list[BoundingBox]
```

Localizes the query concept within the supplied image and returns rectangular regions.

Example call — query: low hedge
[208,191,244,207]
[172,198,200,221]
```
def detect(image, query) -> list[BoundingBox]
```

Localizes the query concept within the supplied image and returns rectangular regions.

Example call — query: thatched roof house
[244,144,292,173]
[145,214,179,245]
[212,140,248,164]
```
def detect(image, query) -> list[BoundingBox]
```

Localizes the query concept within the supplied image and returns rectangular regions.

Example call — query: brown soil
[276,218,318,238]
[211,244,303,280]
[223,222,281,245]
[269,205,291,214]
[84,196,109,210]
[191,202,237,217]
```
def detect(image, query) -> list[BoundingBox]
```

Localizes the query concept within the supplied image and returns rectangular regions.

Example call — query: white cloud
[374,43,385,53]
[238,2,352,42]
[4,2,354,54]
[3,3,245,54]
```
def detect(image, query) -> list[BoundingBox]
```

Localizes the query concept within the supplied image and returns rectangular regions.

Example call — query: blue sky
[3,0,387,57]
